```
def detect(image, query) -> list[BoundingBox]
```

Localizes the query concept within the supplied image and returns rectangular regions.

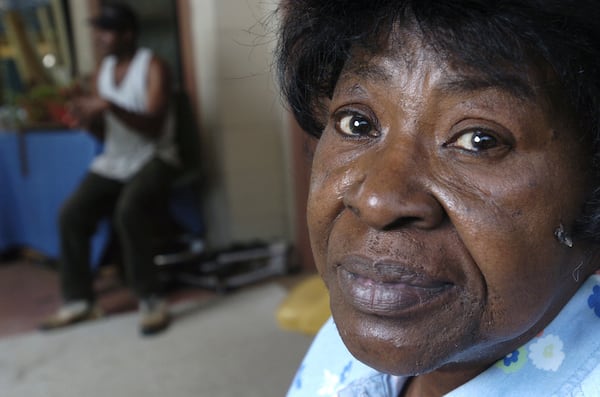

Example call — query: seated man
[40,3,180,336]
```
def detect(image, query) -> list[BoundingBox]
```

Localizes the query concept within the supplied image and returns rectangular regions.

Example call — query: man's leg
[41,172,122,330]
[113,158,178,334]
[59,172,122,302]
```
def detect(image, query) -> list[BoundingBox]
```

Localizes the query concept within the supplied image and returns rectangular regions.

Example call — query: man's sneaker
[139,296,170,336]
[39,300,103,331]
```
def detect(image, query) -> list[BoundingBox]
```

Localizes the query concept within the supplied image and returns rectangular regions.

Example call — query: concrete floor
[0,261,314,397]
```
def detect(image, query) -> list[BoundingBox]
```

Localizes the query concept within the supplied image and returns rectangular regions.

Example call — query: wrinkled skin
[307,37,596,396]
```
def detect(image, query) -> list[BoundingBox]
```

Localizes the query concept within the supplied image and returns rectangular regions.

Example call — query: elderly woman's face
[307,41,593,376]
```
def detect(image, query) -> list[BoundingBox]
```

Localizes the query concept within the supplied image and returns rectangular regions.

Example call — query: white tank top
[90,47,179,181]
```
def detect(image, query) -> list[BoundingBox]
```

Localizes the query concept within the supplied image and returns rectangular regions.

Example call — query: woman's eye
[336,113,377,137]
[452,129,500,152]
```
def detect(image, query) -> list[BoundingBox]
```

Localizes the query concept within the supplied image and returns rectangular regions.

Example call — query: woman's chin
[330,292,483,376]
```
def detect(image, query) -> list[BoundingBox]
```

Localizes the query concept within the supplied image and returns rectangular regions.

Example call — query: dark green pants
[58,158,179,302]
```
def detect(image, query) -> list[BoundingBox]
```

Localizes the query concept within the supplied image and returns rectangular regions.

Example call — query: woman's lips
[336,259,454,317]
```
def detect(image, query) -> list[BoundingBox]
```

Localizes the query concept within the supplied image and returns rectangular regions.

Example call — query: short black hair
[90,2,138,34]
[275,0,600,242]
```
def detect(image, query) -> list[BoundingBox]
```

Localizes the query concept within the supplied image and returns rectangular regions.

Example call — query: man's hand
[67,95,110,129]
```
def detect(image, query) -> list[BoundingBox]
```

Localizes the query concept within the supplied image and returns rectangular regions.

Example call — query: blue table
[0,129,109,267]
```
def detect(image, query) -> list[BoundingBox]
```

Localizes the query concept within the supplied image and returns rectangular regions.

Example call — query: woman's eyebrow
[339,83,369,98]
[345,63,392,83]
[436,74,536,100]
[337,64,391,97]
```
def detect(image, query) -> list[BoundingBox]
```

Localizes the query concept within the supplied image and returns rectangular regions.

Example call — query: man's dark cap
[89,3,138,32]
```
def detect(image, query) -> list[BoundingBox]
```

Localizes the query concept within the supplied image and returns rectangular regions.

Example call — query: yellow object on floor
[277,274,330,336]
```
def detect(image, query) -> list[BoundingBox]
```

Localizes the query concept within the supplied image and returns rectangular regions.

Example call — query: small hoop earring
[572,261,583,282]
[554,223,573,248]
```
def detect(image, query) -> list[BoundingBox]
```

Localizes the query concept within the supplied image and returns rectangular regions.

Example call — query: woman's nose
[342,147,445,231]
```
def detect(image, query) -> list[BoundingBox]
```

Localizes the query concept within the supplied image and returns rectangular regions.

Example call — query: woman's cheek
[307,159,352,271]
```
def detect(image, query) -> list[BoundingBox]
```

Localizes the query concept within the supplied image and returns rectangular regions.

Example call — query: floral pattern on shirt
[494,281,600,377]
[528,334,565,371]
[587,285,600,317]
[292,364,305,389]
[317,369,342,396]
[496,346,527,373]
[497,331,566,374]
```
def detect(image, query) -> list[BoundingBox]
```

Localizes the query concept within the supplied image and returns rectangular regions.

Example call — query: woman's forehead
[337,31,564,113]
[339,46,537,102]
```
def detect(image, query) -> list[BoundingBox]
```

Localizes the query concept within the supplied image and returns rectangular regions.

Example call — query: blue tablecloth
[0,130,109,267]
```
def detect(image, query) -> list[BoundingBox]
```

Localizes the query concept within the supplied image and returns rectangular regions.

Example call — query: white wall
[68,0,95,75]
[194,0,291,247]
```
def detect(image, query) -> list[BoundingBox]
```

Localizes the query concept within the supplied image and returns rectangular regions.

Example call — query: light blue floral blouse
[287,273,600,397]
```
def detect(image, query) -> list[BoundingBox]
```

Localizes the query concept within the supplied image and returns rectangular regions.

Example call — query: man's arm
[68,56,172,140]
[106,56,172,139]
